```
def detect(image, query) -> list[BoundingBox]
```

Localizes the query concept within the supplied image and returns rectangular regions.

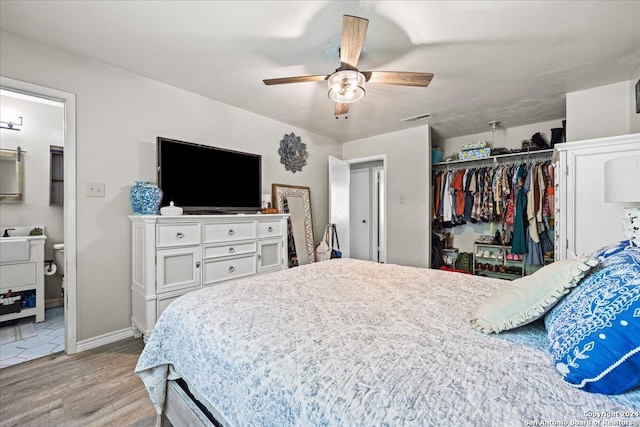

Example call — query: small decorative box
[160,201,183,216]
[458,147,491,161]
[461,141,488,151]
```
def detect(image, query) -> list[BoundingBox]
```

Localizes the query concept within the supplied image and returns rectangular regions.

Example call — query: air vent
[400,113,432,123]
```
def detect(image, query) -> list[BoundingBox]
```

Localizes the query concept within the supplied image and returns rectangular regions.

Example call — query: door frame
[0,76,78,354]
[329,154,387,263]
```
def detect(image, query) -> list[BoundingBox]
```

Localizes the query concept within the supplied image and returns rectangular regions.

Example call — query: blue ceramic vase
[130,181,162,215]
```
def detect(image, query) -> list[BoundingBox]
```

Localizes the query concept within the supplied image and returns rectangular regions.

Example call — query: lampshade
[604,155,640,203]
[328,70,366,103]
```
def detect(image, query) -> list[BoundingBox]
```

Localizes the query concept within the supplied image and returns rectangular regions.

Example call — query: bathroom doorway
[0,77,77,366]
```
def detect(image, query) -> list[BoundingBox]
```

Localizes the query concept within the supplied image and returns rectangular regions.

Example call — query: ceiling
[1,1,639,143]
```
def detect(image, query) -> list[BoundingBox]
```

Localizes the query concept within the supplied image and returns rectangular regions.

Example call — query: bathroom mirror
[272,183,315,266]
[0,147,24,202]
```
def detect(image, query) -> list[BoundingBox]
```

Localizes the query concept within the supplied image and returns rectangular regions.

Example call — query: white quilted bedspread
[135,258,640,426]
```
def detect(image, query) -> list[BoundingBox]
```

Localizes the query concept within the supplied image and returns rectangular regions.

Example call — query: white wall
[343,126,431,268]
[0,94,65,303]
[566,81,630,141]
[0,30,341,342]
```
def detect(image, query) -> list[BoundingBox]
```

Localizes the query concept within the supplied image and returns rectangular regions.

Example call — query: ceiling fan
[263,15,434,117]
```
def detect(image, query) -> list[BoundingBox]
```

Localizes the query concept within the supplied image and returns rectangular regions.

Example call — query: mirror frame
[0,148,24,202]
[272,183,315,265]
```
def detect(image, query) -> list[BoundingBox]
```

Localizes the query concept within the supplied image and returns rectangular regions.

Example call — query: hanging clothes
[523,231,544,265]
[441,171,454,228]
[526,163,541,244]
[463,168,475,222]
[511,165,529,254]
[452,169,466,217]
[431,155,553,251]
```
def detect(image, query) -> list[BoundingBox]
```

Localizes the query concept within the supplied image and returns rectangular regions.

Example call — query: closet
[432,149,554,280]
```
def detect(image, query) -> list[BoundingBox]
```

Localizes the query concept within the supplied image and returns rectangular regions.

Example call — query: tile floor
[0,306,65,369]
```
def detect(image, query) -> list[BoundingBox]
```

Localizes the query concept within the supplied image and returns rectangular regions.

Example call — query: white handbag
[315,225,332,261]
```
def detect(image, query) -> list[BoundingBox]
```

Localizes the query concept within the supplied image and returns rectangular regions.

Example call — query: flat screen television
[157,137,261,214]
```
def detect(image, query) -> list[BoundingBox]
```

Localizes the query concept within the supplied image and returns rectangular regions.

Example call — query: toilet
[53,243,65,291]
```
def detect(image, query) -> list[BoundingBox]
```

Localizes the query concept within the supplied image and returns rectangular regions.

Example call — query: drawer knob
[195,261,201,268]
[228,266,235,273]
[229,247,235,253]
[228,229,235,236]
[176,232,184,239]
[268,226,273,232]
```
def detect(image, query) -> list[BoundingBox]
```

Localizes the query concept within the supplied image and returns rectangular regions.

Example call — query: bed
[135,255,640,426]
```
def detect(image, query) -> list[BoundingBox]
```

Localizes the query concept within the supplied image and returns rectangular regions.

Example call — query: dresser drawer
[203,221,256,243]
[157,223,200,247]
[202,254,256,284]
[258,220,283,238]
[203,241,256,259]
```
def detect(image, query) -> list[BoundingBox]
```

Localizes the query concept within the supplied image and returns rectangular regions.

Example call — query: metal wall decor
[278,132,308,173]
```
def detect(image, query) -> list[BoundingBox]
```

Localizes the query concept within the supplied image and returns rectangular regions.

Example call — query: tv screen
[157,137,261,213]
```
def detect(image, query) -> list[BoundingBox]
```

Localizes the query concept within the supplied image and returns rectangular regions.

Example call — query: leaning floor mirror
[272,184,315,267]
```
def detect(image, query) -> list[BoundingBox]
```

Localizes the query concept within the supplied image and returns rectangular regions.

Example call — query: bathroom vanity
[0,234,46,323]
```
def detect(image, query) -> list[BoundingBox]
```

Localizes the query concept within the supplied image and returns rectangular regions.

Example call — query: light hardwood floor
[0,337,157,427]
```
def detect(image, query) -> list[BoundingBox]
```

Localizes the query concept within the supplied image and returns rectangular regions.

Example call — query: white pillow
[470,258,598,333]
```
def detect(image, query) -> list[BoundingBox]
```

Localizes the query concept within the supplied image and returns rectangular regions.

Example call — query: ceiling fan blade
[362,71,434,87]
[340,15,369,69]
[263,75,328,86]
[335,103,349,116]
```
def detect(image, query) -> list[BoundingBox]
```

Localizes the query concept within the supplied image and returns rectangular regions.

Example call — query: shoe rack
[438,231,460,268]
[442,247,459,267]
[472,239,525,281]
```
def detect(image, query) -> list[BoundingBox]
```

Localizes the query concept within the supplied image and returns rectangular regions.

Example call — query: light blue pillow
[545,245,640,395]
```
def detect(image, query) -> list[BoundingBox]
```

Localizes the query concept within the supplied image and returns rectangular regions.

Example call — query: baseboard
[45,298,64,309]
[75,327,135,353]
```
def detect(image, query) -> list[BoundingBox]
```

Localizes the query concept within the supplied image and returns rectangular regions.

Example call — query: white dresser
[129,214,289,338]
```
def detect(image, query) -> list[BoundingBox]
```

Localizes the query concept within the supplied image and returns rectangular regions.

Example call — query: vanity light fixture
[328,69,366,103]
[0,115,23,131]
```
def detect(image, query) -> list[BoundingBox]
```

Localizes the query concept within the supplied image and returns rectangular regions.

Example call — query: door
[350,168,371,260]
[349,165,385,262]
[329,156,350,258]
[156,246,201,293]
[257,238,284,273]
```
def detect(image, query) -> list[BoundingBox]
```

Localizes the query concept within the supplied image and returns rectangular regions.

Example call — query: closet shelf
[432,148,553,168]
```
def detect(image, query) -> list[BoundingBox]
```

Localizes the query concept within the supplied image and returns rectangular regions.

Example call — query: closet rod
[432,148,553,170]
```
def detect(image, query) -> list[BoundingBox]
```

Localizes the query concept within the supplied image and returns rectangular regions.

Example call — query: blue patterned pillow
[545,245,640,394]
[590,239,632,261]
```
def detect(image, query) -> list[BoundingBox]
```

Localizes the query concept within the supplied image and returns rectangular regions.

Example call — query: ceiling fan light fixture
[328,70,365,103]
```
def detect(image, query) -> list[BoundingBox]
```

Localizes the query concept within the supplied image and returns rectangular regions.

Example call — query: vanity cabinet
[130,214,288,338]
[0,236,46,323]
